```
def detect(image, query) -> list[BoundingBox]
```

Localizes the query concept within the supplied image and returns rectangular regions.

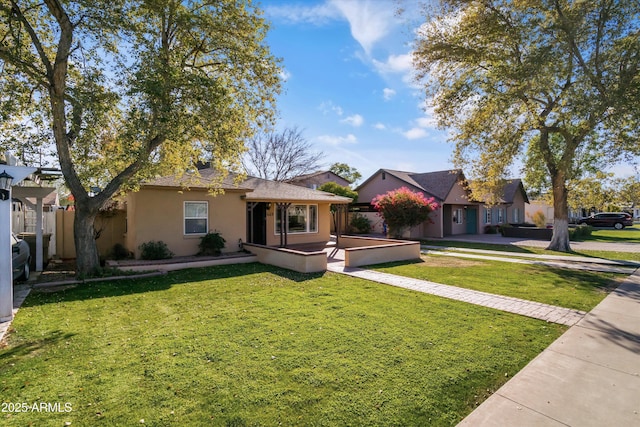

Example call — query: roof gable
[358,168,466,202]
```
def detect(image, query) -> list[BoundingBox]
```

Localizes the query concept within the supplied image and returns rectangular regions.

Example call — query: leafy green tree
[412,0,640,251]
[318,182,357,234]
[372,187,439,238]
[329,162,362,185]
[0,0,281,275]
[317,182,358,202]
[613,176,640,211]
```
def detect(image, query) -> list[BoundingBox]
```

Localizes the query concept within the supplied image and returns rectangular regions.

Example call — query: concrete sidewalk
[459,270,640,426]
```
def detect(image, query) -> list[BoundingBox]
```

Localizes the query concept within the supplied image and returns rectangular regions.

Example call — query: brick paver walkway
[327,264,586,326]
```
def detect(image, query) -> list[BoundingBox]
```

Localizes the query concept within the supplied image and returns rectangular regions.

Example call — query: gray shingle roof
[144,169,352,204]
[381,169,464,201]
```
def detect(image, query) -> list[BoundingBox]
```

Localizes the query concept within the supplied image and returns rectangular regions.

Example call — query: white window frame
[498,208,504,223]
[454,208,463,224]
[513,208,520,223]
[184,201,208,235]
[485,208,492,224]
[275,204,318,234]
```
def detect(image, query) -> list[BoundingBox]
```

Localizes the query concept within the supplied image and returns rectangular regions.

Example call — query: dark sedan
[12,233,31,282]
[578,212,633,229]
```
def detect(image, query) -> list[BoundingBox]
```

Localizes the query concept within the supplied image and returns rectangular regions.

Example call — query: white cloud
[341,114,364,127]
[383,88,396,101]
[317,133,358,146]
[279,69,292,82]
[373,53,413,74]
[330,0,397,54]
[403,127,428,140]
[318,101,343,116]
[265,3,341,25]
[373,122,386,130]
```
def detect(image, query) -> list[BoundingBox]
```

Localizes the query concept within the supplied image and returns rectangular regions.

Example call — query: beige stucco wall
[55,209,126,259]
[125,188,246,258]
[264,202,332,247]
[243,243,327,273]
[357,172,412,205]
[338,236,421,268]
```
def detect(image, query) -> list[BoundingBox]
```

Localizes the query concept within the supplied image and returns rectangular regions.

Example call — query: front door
[466,207,478,234]
[247,202,267,245]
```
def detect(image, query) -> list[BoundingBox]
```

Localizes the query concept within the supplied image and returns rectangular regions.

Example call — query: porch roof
[242,176,352,204]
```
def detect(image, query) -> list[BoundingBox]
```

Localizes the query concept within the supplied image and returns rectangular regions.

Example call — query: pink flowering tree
[372,187,440,238]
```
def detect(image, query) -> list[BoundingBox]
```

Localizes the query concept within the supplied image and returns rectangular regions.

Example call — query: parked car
[578,212,633,229]
[11,233,31,282]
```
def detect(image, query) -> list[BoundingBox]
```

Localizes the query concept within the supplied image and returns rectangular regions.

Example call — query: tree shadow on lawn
[0,329,75,361]
[24,262,325,308]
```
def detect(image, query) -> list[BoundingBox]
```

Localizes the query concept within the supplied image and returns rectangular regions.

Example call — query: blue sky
[262,0,452,182]
[261,0,637,183]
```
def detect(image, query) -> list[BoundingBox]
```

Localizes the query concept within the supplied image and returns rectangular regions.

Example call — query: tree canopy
[0,0,281,274]
[412,0,640,251]
[329,162,362,185]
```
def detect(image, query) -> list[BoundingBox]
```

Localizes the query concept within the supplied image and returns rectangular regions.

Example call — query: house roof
[358,168,465,202]
[243,176,351,203]
[143,169,352,204]
[500,179,530,204]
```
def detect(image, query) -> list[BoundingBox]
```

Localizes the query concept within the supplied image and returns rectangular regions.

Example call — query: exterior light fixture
[0,170,13,201]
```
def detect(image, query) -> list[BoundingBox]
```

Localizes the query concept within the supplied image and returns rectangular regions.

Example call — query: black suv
[578,212,633,229]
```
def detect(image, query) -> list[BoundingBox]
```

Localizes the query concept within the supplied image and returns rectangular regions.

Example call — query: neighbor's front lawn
[580,226,640,243]
[0,264,565,426]
[371,256,625,312]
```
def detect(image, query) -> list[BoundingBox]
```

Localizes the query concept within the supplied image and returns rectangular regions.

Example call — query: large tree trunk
[73,202,101,277]
[547,172,572,252]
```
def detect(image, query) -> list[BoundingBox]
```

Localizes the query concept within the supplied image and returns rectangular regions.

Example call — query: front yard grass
[371,256,625,312]
[1,263,566,426]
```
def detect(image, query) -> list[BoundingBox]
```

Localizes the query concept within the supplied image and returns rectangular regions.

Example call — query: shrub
[484,225,499,234]
[350,213,371,234]
[199,231,226,256]
[372,187,439,238]
[110,243,132,260]
[569,224,592,240]
[139,241,173,260]
[530,210,547,228]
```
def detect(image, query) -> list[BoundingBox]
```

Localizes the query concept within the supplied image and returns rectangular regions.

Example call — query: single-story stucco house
[355,169,529,238]
[124,167,352,258]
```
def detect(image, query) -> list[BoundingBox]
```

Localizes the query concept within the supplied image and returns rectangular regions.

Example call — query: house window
[454,208,463,224]
[184,201,208,235]
[276,204,318,234]
[513,208,520,223]
[485,208,492,224]
[498,208,504,223]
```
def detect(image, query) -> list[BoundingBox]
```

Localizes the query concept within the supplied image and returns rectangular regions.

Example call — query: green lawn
[423,239,640,263]
[581,226,640,243]
[0,263,565,426]
[371,256,625,311]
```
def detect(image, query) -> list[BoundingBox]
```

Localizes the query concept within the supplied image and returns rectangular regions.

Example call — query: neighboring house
[124,168,352,258]
[356,169,529,238]
[286,170,351,189]
[525,200,588,224]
